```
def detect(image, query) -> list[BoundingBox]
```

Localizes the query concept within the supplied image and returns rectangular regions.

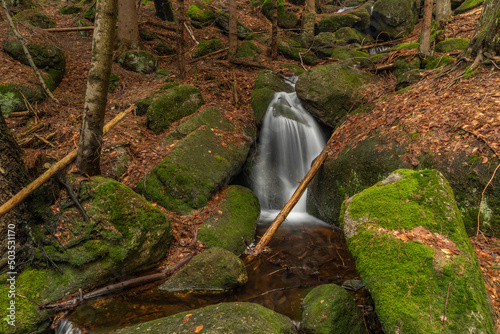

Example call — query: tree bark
[419,0,433,57]
[117,0,140,50]
[228,0,238,59]
[0,113,30,268]
[270,0,277,59]
[435,0,451,23]
[76,0,118,176]
[467,0,500,59]
[176,0,186,79]
[153,0,174,21]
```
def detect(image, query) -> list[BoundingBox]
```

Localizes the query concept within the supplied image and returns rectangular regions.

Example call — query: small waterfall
[252,89,326,224]
[55,319,81,334]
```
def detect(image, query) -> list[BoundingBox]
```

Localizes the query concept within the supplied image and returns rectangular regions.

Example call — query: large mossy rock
[14,9,55,28]
[113,302,298,333]
[295,63,375,128]
[3,40,66,88]
[435,38,470,53]
[454,0,483,14]
[334,27,373,45]
[198,185,260,255]
[250,70,294,126]
[187,2,215,27]
[146,84,204,133]
[158,247,247,293]
[340,169,495,333]
[278,37,319,66]
[262,0,299,29]
[116,50,158,74]
[301,284,366,334]
[370,0,419,39]
[0,176,172,334]
[138,106,255,214]
[215,12,253,39]
[193,38,224,58]
[317,12,362,33]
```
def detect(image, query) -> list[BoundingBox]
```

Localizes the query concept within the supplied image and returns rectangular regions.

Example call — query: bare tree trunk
[77,0,118,176]
[117,0,140,50]
[176,0,186,79]
[435,0,451,22]
[418,0,433,57]
[466,0,500,60]
[270,0,277,59]
[228,0,237,59]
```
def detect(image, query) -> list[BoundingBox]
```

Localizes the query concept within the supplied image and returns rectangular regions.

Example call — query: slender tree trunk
[270,0,277,59]
[77,0,118,176]
[419,0,433,57]
[117,0,140,49]
[467,0,500,59]
[435,0,451,23]
[153,0,174,21]
[0,113,30,269]
[176,0,186,79]
[300,0,315,48]
[228,0,238,59]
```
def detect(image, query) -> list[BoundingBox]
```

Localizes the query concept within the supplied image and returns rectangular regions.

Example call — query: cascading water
[251,84,326,223]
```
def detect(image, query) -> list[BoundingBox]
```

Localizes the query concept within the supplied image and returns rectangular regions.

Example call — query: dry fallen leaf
[194,325,204,333]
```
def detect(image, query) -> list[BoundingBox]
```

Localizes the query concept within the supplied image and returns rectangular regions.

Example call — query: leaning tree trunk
[77,0,118,176]
[0,113,30,269]
[467,0,500,60]
[117,0,140,50]
[228,0,238,59]
[419,0,433,57]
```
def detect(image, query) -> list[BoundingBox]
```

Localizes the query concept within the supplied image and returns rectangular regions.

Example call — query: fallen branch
[249,126,342,258]
[0,105,136,219]
[9,111,33,117]
[229,58,272,70]
[189,47,228,63]
[18,123,44,139]
[44,26,95,32]
[44,253,193,309]
[0,0,59,104]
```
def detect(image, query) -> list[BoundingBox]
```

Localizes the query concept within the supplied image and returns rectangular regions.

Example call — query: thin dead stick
[0,105,136,219]
[44,26,95,32]
[184,22,198,44]
[442,282,451,322]
[477,163,500,236]
[189,47,229,63]
[14,293,44,308]
[0,0,59,104]
[250,126,342,258]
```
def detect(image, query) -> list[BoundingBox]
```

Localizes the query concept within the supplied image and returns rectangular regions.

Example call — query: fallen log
[250,126,342,258]
[44,253,193,309]
[0,105,136,219]
[44,26,95,32]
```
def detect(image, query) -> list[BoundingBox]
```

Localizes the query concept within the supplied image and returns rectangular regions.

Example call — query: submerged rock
[301,284,366,334]
[113,302,298,333]
[198,185,260,256]
[158,247,247,293]
[340,169,496,333]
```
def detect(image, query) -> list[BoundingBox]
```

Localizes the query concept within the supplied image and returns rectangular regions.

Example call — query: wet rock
[301,284,366,334]
[113,302,298,333]
[295,63,375,128]
[115,50,158,74]
[158,247,247,293]
[198,185,260,256]
[370,0,419,39]
[341,279,365,291]
[340,169,495,333]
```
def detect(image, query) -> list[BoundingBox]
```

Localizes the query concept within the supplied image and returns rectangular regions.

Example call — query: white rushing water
[252,88,326,223]
[55,319,81,334]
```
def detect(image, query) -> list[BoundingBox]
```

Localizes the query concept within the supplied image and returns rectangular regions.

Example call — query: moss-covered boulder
[187,2,215,27]
[393,56,422,82]
[334,27,373,45]
[215,12,254,39]
[396,69,425,90]
[435,38,470,53]
[262,0,299,29]
[424,55,453,69]
[278,37,319,65]
[3,40,66,88]
[311,32,338,58]
[116,50,158,74]
[13,9,55,28]
[370,0,419,38]
[113,302,298,333]
[301,284,366,334]
[454,0,483,14]
[137,107,254,214]
[60,5,83,14]
[158,247,247,293]
[0,176,172,334]
[349,2,373,30]
[317,12,362,33]
[235,40,263,61]
[340,169,495,333]
[295,63,375,128]
[250,70,294,126]
[0,83,44,117]
[193,38,224,58]
[198,185,260,256]
[146,84,204,133]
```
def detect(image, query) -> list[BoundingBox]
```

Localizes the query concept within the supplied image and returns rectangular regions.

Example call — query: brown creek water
[67,219,380,332]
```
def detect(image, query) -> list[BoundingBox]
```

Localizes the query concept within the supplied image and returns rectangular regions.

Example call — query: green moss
[280,63,304,75]
[261,0,298,29]
[317,13,361,33]
[390,42,420,50]
[108,74,120,92]
[60,5,82,14]
[435,38,470,53]
[235,40,262,60]
[187,2,215,27]
[463,66,475,79]
[424,55,452,69]
[193,38,224,58]
[0,84,24,117]
[454,0,483,15]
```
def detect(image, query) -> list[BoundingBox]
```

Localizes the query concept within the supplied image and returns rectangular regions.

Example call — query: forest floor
[0,0,499,330]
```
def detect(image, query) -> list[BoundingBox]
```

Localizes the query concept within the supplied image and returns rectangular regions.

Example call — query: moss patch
[435,38,470,53]
[193,38,224,58]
